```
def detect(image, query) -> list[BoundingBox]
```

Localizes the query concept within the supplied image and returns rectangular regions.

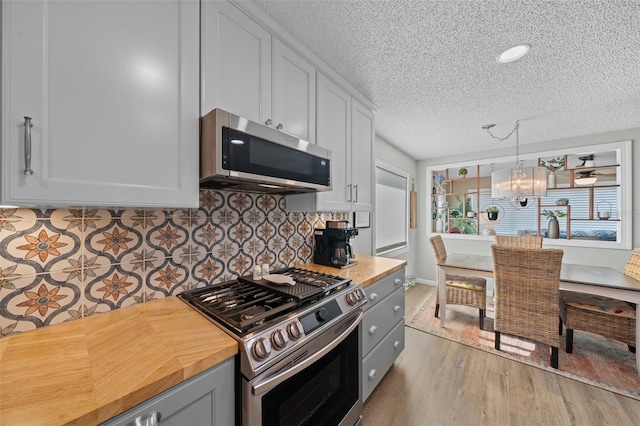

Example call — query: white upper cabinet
[201,0,272,124]
[312,73,352,211]
[350,99,375,212]
[286,73,374,212]
[272,39,316,143]
[201,2,315,143]
[1,0,199,207]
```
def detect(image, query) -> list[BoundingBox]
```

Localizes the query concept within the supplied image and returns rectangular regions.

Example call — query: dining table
[437,253,640,373]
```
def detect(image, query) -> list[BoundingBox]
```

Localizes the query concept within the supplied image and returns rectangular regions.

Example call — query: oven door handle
[252,312,362,396]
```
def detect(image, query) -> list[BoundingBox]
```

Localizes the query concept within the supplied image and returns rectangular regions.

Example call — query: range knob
[287,321,303,341]
[271,329,289,350]
[346,291,358,305]
[251,337,272,361]
[316,307,329,322]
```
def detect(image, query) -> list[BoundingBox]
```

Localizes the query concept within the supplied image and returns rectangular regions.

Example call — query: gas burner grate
[178,268,352,336]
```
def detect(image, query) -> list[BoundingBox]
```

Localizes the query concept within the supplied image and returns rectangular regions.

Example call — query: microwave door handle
[251,312,363,397]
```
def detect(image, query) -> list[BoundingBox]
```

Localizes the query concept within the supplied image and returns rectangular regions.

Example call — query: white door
[1,0,199,207]
[351,100,375,212]
[272,39,316,143]
[201,0,271,124]
[315,73,351,212]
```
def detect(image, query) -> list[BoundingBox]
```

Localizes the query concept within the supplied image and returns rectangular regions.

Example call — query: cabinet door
[1,0,199,207]
[102,358,235,426]
[201,0,271,124]
[272,39,316,143]
[350,99,375,212]
[315,72,351,211]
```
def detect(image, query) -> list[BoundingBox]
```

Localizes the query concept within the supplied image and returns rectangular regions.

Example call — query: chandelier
[484,121,547,204]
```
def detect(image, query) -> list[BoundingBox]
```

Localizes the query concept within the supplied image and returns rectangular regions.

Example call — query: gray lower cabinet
[102,357,235,426]
[361,269,405,401]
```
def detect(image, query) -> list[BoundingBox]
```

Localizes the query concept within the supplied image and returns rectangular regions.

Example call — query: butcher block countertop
[298,255,407,287]
[0,296,237,426]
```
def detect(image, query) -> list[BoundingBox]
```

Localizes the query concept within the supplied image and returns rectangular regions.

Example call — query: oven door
[242,312,363,426]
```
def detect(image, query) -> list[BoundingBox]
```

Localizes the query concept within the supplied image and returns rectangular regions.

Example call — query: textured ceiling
[251,0,640,160]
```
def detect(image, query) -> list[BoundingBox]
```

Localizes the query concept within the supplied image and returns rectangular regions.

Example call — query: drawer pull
[394,305,401,313]
[394,340,401,349]
[368,369,377,380]
[369,325,378,335]
[394,278,402,285]
[369,292,378,301]
[125,411,161,426]
[23,116,34,175]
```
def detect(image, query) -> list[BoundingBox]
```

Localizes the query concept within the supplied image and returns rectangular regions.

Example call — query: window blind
[478,187,618,236]
[375,164,409,254]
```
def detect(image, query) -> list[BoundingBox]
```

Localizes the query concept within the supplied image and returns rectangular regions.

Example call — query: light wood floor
[362,284,640,426]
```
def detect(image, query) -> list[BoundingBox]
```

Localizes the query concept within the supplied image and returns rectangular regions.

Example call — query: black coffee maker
[313,221,359,268]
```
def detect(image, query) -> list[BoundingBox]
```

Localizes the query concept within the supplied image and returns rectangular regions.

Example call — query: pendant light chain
[484,121,521,167]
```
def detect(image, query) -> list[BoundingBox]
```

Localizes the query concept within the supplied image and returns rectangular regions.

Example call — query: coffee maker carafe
[313,222,358,268]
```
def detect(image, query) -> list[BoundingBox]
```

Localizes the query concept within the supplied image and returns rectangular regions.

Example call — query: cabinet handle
[369,292,378,301]
[369,325,377,335]
[354,184,358,202]
[394,278,402,286]
[276,123,283,130]
[125,411,161,426]
[347,184,352,202]
[394,305,401,313]
[265,118,273,127]
[368,369,377,380]
[394,340,400,349]
[23,116,34,175]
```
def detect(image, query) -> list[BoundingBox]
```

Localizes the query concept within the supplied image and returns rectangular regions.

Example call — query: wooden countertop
[0,297,237,426]
[298,255,407,287]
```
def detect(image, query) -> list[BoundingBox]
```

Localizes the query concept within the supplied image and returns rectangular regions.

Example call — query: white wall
[371,135,419,279]
[415,127,640,284]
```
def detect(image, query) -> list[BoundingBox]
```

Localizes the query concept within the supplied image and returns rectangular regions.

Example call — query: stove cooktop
[178,268,352,336]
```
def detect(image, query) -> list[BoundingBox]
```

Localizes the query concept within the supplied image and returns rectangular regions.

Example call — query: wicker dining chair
[429,235,487,329]
[492,245,564,368]
[559,246,639,355]
[495,235,542,248]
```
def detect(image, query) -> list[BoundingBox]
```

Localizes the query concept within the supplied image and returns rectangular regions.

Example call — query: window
[426,140,631,249]
[375,160,409,254]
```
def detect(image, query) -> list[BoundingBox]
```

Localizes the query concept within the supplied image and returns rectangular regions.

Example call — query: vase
[584,160,596,168]
[488,212,498,221]
[436,219,444,233]
[547,171,556,189]
[548,216,560,239]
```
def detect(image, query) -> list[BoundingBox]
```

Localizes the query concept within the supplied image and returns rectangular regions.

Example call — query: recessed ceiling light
[497,44,530,63]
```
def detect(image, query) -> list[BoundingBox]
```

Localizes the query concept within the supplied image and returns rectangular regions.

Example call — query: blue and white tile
[85,263,143,310]
[3,223,81,274]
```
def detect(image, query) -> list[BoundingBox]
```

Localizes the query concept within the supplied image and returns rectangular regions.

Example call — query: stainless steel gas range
[178,267,367,426]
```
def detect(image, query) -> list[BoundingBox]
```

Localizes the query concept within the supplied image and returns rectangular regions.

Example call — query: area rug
[406,285,640,400]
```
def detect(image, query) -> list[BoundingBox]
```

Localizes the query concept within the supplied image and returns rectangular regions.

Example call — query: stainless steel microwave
[200,109,331,194]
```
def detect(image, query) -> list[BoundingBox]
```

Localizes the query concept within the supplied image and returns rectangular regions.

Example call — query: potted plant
[556,198,569,206]
[540,156,565,189]
[465,196,475,218]
[540,156,565,172]
[458,168,468,178]
[434,172,447,193]
[541,210,567,239]
[579,154,596,167]
[485,206,499,221]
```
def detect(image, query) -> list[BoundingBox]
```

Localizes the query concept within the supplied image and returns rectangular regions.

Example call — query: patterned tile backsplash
[0,189,348,337]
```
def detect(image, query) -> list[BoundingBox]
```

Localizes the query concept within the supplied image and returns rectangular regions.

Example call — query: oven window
[262,327,359,426]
